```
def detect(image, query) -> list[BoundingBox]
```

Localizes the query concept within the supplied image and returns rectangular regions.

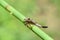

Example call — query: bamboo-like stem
[0,0,53,40]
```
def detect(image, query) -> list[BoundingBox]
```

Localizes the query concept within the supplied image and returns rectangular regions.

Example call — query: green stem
[0,0,26,22]
[0,0,53,40]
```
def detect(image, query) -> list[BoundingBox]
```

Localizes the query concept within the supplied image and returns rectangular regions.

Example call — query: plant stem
[0,0,53,40]
[0,0,26,22]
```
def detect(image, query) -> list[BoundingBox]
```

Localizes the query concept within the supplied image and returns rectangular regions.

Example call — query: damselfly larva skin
[24,18,48,28]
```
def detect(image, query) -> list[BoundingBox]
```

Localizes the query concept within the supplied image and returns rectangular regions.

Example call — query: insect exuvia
[24,17,48,28]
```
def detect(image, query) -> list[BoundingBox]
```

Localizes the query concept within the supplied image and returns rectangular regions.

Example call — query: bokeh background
[0,0,60,40]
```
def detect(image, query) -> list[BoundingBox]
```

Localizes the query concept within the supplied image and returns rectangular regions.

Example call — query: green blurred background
[0,0,60,40]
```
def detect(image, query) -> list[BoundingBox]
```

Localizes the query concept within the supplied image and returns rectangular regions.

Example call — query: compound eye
[28,18,30,20]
